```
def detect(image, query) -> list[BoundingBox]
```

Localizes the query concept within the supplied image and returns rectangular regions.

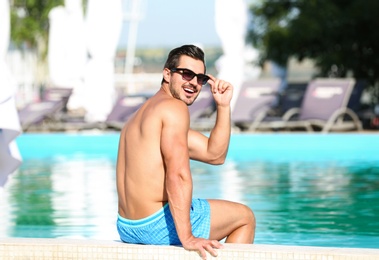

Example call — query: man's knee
[242,205,256,228]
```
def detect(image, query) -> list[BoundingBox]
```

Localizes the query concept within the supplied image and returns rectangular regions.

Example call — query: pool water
[1,133,379,248]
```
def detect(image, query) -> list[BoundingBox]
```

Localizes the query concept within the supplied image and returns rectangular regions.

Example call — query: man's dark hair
[161,45,206,84]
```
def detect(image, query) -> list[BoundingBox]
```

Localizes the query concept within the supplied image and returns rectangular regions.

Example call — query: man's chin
[182,96,196,106]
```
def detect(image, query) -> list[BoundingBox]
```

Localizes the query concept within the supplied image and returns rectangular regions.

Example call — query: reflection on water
[1,155,379,248]
[191,159,379,248]
[1,156,118,240]
[50,157,117,239]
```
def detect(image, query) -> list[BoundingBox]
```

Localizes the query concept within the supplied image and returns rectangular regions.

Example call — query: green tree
[10,0,64,57]
[247,0,379,104]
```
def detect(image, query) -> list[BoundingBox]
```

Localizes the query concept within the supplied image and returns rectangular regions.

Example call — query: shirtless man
[116,45,255,259]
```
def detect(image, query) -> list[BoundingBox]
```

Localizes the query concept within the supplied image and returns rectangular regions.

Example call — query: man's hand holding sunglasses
[207,74,233,108]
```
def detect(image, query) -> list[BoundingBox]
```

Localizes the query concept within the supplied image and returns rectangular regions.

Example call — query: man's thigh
[207,199,252,241]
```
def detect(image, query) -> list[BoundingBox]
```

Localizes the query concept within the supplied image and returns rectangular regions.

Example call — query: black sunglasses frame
[170,68,210,85]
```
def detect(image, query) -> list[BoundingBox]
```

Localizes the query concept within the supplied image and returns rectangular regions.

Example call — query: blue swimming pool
[1,133,379,248]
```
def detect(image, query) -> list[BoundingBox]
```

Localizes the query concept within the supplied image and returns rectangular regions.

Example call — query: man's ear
[163,68,171,83]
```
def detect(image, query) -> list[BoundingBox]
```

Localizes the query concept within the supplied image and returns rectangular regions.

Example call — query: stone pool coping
[1,238,379,259]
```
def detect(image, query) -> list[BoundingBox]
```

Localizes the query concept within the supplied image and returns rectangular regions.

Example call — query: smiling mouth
[183,86,196,94]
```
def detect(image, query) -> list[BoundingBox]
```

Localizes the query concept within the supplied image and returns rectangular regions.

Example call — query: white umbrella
[48,0,87,110]
[215,0,260,204]
[0,97,22,187]
[215,0,261,110]
[0,0,22,187]
[83,0,123,122]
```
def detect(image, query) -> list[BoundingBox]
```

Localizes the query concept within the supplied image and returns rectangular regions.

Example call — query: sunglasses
[170,68,210,85]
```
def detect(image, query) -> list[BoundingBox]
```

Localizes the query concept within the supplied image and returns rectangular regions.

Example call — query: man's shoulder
[147,98,188,127]
[152,95,188,113]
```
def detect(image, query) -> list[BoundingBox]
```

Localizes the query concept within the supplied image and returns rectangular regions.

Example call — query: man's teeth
[184,88,195,93]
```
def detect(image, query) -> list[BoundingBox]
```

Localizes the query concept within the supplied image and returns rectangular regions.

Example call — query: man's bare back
[117,90,182,219]
[116,45,255,259]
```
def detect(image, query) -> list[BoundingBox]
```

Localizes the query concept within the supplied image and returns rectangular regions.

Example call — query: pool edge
[1,238,378,259]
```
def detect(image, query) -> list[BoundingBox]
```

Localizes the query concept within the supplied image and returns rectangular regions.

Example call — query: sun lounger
[250,78,363,133]
[188,85,221,131]
[18,87,73,131]
[278,82,307,116]
[19,100,65,131]
[347,80,367,113]
[189,85,215,120]
[42,87,73,111]
[105,93,151,130]
[231,78,281,131]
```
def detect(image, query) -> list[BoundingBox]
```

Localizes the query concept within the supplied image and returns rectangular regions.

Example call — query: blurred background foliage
[10,0,64,57]
[247,0,379,104]
[9,0,88,58]
[8,0,379,105]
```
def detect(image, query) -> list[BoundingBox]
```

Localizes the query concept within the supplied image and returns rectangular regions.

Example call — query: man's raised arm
[189,75,233,165]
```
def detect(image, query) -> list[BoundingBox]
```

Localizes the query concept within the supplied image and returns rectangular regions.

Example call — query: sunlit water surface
[1,133,378,248]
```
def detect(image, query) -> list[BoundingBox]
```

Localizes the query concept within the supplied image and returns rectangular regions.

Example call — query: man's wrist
[181,234,196,246]
[216,104,231,110]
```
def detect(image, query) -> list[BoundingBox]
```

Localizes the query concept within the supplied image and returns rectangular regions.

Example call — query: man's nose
[189,76,199,86]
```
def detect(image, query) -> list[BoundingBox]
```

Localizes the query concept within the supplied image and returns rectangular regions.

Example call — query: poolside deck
[1,238,379,259]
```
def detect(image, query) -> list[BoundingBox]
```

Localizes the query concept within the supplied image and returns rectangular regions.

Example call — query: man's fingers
[204,240,223,258]
[186,239,223,260]
[207,74,216,82]
[206,74,233,95]
[205,244,218,257]
[207,76,231,94]
[211,239,224,249]
[198,247,207,260]
[215,81,231,94]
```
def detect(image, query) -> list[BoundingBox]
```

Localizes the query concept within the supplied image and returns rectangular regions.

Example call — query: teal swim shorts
[117,198,211,245]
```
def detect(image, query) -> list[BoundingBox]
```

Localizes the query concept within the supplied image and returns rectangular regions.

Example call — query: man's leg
[207,199,255,243]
